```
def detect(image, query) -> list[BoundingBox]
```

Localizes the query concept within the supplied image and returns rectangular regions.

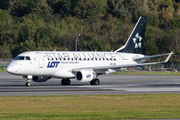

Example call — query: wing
[133,52,173,63]
[72,51,173,73]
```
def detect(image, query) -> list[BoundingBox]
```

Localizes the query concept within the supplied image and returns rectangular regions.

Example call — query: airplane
[6,16,173,87]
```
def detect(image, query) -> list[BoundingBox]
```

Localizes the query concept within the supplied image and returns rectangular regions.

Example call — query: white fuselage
[7,51,144,78]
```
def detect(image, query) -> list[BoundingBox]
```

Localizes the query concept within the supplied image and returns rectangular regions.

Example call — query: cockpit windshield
[25,56,31,60]
[14,56,31,60]
[15,56,24,60]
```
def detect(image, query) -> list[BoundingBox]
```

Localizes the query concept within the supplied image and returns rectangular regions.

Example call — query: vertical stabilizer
[115,16,147,54]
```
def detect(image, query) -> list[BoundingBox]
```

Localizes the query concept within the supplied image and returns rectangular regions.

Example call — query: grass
[0,94,180,119]
[0,66,6,72]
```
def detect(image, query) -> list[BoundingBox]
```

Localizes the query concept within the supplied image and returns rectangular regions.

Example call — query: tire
[90,80,95,85]
[61,79,71,85]
[61,79,66,85]
[94,79,100,85]
[26,82,31,87]
[66,79,71,85]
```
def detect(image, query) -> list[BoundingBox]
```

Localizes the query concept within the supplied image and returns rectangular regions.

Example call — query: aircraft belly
[52,68,74,78]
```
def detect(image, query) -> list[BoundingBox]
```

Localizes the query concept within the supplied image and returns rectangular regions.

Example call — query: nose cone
[6,63,16,74]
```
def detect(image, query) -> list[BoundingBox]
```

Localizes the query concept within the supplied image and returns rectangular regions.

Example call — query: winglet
[162,51,173,63]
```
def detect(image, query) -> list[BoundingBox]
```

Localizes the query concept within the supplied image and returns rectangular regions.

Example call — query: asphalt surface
[0,72,180,96]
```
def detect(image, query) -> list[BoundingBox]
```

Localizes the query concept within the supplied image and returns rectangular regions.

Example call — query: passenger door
[36,52,44,68]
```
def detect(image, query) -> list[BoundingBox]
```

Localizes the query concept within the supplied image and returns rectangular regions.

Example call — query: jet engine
[32,76,51,82]
[75,70,96,82]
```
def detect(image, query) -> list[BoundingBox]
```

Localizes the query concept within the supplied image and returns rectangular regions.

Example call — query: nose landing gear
[24,75,32,87]
[25,82,31,87]
[25,78,31,87]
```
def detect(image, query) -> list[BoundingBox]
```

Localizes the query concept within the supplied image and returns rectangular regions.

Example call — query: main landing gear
[61,79,71,86]
[90,79,100,85]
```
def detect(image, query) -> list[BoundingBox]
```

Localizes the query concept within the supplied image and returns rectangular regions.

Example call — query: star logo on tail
[133,33,142,48]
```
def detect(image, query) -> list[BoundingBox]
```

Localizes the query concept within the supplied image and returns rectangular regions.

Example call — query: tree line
[0,0,180,64]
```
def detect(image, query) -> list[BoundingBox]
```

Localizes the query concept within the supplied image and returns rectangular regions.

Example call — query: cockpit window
[15,56,25,60]
[14,56,31,60]
[25,56,31,60]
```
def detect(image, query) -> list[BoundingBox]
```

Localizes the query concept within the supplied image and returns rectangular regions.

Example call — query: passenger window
[25,56,31,60]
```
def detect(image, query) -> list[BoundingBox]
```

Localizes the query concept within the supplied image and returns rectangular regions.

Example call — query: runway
[0,72,180,96]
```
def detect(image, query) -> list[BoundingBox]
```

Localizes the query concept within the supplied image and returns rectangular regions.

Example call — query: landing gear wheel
[94,79,100,85]
[25,79,31,87]
[61,79,71,86]
[90,80,95,85]
[61,79,66,85]
[90,79,100,85]
[66,79,71,85]
[25,82,31,87]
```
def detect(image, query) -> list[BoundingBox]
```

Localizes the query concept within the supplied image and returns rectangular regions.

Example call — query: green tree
[107,0,128,20]
[0,9,9,23]
[144,26,159,55]
[147,11,159,27]
[169,16,180,29]
[74,0,107,19]
[160,6,174,27]
[0,0,10,10]
[10,0,29,17]
[11,40,36,58]
[51,0,72,17]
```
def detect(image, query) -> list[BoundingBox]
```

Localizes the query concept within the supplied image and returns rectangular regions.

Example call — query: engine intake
[32,76,51,82]
[75,70,96,82]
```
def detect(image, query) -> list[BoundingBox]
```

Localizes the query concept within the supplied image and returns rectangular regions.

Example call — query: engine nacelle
[32,76,51,82]
[75,70,96,82]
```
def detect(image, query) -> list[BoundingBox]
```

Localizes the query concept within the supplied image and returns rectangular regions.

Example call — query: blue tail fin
[115,16,147,54]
